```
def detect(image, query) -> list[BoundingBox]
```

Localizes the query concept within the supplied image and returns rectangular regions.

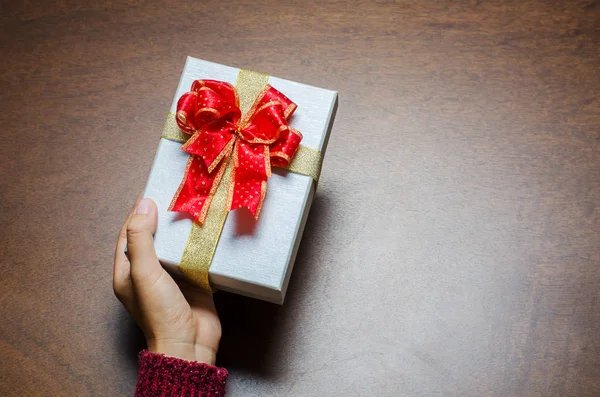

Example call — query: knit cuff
[135,350,228,397]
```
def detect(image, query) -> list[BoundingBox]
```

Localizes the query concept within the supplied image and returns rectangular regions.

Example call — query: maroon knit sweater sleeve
[135,350,228,396]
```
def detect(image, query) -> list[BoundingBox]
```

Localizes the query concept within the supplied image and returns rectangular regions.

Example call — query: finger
[178,282,221,352]
[178,281,215,308]
[126,198,165,290]
[114,194,141,283]
[113,194,142,312]
[178,281,219,325]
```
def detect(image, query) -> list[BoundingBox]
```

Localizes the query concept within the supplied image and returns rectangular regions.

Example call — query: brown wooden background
[1,1,599,396]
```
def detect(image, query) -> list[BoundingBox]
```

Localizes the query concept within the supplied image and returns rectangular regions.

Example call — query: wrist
[147,339,216,365]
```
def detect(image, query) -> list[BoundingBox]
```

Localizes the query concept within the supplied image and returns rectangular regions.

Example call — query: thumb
[126,198,163,286]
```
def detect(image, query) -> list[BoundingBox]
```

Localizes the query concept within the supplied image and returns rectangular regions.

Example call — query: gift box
[142,57,338,304]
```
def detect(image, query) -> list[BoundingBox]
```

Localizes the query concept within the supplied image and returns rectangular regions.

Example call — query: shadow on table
[215,194,332,378]
[115,306,147,366]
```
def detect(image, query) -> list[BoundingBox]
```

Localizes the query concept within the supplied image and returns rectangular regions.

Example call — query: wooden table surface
[1,1,599,396]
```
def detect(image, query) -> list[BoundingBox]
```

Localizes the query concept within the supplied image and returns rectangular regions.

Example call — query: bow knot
[169,80,303,223]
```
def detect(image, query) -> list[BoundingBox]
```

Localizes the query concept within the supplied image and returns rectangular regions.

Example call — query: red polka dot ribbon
[169,80,303,224]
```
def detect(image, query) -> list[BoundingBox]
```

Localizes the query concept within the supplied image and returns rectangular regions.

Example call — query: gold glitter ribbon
[166,70,322,291]
[161,113,188,143]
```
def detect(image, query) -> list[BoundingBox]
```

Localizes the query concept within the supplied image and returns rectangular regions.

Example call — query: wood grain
[1,1,599,396]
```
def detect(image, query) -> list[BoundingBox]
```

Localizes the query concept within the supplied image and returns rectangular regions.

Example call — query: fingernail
[135,198,153,215]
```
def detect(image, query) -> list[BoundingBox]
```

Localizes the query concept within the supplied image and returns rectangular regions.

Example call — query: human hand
[113,197,221,364]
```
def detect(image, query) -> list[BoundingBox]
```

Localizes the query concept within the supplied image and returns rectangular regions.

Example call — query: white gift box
[143,57,338,304]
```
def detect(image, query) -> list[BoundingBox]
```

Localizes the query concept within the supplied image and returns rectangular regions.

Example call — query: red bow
[169,80,302,224]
